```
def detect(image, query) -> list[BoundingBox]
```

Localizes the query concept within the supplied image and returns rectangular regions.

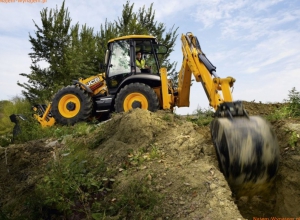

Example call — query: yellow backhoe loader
[33,32,279,196]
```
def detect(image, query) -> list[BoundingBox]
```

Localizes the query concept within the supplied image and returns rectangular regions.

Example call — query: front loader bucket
[211,116,279,197]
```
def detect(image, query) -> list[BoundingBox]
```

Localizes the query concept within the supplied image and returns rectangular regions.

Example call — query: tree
[18,1,72,103]
[19,1,102,103]
[19,1,179,103]
[286,87,300,117]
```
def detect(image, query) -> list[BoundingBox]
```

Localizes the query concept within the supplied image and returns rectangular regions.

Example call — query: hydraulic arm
[174,32,279,196]
[177,32,236,110]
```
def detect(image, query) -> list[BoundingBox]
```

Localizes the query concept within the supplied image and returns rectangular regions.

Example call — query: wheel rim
[58,94,81,118]
[123,92,148,111]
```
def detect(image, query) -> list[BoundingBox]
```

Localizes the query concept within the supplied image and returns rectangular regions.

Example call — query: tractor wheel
[51,85,93,125]
[114,82,159,112]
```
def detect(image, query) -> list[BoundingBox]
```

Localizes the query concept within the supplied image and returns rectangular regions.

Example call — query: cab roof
[108,35,156,43]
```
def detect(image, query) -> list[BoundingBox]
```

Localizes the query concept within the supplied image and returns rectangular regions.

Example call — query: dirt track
[0,101,300,219]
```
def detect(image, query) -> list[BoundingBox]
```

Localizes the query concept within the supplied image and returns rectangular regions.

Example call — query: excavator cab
[100,35,169,113]
[104,35,168,95]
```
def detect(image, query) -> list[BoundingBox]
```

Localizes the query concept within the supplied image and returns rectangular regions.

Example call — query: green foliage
[288,131,299,149]
[286,87,300,117]
[0,96,100,145]
[187,107,214,126]
[162,113,172,122]
[15,120,98,144]
[0,97,31,135]
[266,105,291,121]
[19,1,103,103]
[267,87,300,121]
[111,179,162,219]
[0,97,33,146]
[28,140,162,219]
[35,142,114,219]
[149,144,161,159]
[19,1,72,102]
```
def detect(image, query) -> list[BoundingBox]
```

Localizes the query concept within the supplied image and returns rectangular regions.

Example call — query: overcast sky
[0,0,300,114]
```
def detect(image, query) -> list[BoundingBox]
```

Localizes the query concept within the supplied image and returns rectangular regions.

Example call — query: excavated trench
[231,103,300,219]
[235,140,300,219]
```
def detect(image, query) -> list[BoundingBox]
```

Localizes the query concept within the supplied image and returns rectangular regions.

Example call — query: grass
[186,106,214,126]
[266,87,300,121]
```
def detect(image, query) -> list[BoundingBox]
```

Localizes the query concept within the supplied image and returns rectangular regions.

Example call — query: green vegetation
[0,97,31,135]
[34,143,114,219]
[0,96,99,147]
[187,107,214,126]
[265,105,291,121]
[112,179,163,220]
[1,129,163,220]
[286,87,300,117]
[0,97,32,146]
[267,87,300,121]
[288,131,299,149]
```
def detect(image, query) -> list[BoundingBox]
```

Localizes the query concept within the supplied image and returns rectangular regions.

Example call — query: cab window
[109,40,130,76]
[107,40,131,88]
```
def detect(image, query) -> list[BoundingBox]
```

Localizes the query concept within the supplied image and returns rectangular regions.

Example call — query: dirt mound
[1,104,300,219]
[242,100,286,116]
[92,109,243,219]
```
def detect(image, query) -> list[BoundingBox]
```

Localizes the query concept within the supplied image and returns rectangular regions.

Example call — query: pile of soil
[1,101,300,219]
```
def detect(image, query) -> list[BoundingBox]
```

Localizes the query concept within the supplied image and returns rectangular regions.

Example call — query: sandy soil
[0,101,299,219]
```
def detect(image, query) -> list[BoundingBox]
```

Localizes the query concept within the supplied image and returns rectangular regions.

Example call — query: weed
[288,131,299,149]
[34,141,114,219]
[187,107,214,126]
[110,178,163,219]
[266,87,300,121]
[0,134,12,147]
[0,97,32,136]
[266,105,291,121]
[286,87,300,117]
[162,113,172,122]
[149,144,161,159]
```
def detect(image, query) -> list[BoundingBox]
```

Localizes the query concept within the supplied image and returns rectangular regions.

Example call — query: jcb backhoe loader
[33,32,279,196]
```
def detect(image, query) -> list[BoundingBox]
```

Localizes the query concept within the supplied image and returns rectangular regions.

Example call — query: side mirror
[105,50,109,65]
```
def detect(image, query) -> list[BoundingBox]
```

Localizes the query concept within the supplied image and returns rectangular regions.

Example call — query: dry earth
[0,101,300,219]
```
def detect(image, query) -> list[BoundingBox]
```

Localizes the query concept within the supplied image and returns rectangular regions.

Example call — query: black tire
[51,85,93,125]
[114,82,159,112]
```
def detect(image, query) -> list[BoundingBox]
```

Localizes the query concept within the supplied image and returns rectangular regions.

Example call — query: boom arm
[176,32,236,110]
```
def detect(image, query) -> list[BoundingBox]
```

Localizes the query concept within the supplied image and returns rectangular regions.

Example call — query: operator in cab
[136,51,151,72]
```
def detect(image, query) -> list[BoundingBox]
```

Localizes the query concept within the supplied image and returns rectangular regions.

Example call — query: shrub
[187,106,214,126]
[286,87,300,117]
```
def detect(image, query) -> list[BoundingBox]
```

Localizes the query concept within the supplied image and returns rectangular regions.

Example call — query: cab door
[106,39,132,94]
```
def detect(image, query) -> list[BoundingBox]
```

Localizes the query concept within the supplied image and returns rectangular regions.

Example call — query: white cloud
[192,0,249,28]
[251,0,284,11]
